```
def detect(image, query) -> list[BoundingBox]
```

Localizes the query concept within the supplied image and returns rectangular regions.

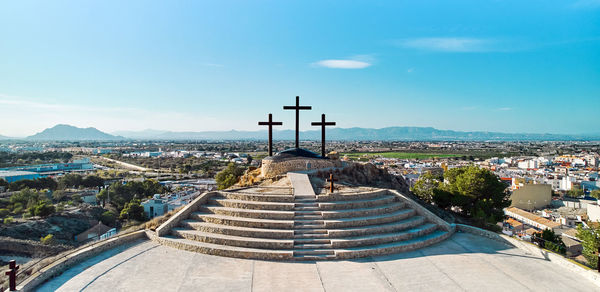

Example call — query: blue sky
[0,0,599,137]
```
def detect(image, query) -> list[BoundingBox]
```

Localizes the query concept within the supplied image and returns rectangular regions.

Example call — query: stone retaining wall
[17,230,147,292]
[155,191,217,237]
[261,158,341,178]
[388,189,455,233]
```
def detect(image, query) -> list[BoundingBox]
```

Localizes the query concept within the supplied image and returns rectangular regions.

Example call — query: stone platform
[37,232,599,291]
[154,174,454,261]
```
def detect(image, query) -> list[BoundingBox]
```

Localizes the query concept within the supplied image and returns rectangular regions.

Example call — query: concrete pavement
[36,232,600,292]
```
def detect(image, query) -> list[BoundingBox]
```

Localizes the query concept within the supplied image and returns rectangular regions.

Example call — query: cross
[311,114,336,157]
[326,173,337,193]
[258,113,283,156]
[283,96,311,149]
[4,260,19,291]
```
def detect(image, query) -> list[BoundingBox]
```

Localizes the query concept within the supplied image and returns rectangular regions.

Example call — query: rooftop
[506,207,562,229]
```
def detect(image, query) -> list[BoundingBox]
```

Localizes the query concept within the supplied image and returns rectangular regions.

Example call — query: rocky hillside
[310,163,410,193]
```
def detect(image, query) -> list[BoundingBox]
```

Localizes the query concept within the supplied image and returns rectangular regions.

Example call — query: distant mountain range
[27,124,125,141]
[4,124,597,141]
[114,127,600,141]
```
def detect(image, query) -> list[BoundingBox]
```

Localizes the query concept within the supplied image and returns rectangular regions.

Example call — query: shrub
[215,163,244,190]
[40,234,55,245]
[100,210,117,226]
[3,216,14,224]
[0,208,9,218]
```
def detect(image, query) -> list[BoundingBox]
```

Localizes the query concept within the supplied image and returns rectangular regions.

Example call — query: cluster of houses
[122,150,253,164]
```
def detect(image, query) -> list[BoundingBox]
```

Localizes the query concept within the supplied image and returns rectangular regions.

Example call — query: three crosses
[258,96,335,157]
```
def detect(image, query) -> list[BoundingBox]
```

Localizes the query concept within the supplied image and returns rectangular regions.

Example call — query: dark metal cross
[283,96,311,149]
[258,113,283,156]
[326,173,337,193]
[5,260,19,291]
[311,114,336,157]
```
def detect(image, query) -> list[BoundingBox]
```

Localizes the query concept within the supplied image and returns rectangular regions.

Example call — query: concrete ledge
[156,191,217,237]
[17,230,147,292]
[388,189,456,233]
[455,223,600,288]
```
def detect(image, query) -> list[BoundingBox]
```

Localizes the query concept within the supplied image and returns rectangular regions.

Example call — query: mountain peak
[27,124,125,141]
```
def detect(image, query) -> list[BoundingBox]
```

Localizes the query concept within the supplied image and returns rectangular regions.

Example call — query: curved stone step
[156,236,293,260]
[217,192,294,202]
[172,228,294,249]
[330,223,438,248]
[317,190,389,202]
[191,212,295,229]
[201,206,295,220]
[323,208,416,229]
[179,220,294,239]
[334,230,452,259]
[209,198,295,211]
[327,216,426,238]
[318,195,397,210]
[321,202,405,219]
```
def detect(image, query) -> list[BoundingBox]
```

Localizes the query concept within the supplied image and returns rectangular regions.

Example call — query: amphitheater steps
[162,189,454,261]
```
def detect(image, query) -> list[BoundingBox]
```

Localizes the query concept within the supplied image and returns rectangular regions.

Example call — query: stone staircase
[156,188,454,261]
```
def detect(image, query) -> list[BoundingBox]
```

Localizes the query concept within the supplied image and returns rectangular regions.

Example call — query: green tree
[10,188,42,209]
[0,208,9,218]
[567,186,584,198]
[533,229,566,254]
[0,178,8,188]
[100,210,117,226]
[97,189,109,206]
[576,224,600,268]
[119,199,145,221]
[3,216,14,224]
[215,163,244,190]
[30,201,55,218]
[412,166,510,224]
[411,172,442,202]
[58,174,83,189]
[590,189,600,199]
[52,190,67,202]
[81,175,105,188]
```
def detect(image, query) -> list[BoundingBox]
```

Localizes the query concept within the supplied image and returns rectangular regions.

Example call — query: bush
[119,200,145,221]
[3,216,14,224]
[100,210,117,226]
[0,208,9,218]
[30,202,56,218]
[215,163,244,190]
[40,234,55,245]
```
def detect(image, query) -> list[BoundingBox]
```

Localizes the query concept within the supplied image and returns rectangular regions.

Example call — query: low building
[0,170,41,183]
[561,235,583,257]
[504,207,562,231]
[510,184,552,210]
[75,222,115,242]
[142,194,168,219]
[587,202,600,222]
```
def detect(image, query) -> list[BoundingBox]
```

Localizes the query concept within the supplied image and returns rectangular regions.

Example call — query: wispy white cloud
[498,107,512,111]
[313,55,373,69]
[398,37,500,52]
[407,68,415,73]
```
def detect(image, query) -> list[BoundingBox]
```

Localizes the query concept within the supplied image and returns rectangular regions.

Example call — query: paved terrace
[37,232,598,291]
